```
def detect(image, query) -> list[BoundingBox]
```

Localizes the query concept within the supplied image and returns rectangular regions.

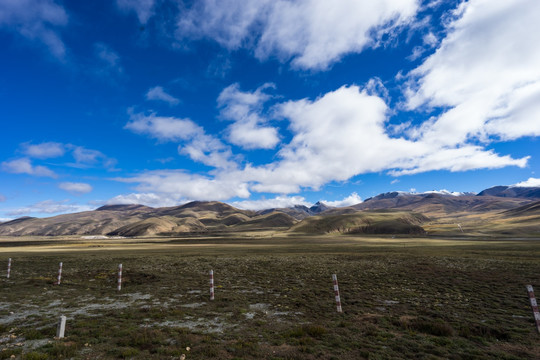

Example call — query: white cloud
[406,0,540,144]
[1,158,57,178]
[388,146,528,176]
[59,182,93,194]
[125,112,201,142]
[0,194,6,202]
[177,0,419,70]
[119,84,528,201]
[239,85,525,193]
[231,195,309,210]
[421,190,466,196]
[218,83,279,149]
[116,0,156,24]
[125,111,236,169]
[146,86,180,106]
[115,170,250,201]
[94,43,123,76]
[105,192,180,207]
[21,142,65,158]
[321,193,362,207]
[512,177,540,188]
[6,200,93,216]
[69,146,117,170]
[0,0,68,58]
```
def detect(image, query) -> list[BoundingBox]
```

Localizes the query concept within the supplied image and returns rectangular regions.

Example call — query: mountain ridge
[0,186,538,237]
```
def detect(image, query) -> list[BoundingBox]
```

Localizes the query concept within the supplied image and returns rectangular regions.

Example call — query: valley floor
[1,235,539,359]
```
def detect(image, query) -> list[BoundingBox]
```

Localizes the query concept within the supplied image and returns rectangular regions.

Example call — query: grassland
[1,234,539,359]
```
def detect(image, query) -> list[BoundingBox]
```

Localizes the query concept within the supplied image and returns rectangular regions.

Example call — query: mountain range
[0,185,539,237]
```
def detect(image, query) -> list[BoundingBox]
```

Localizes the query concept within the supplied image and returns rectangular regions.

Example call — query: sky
[1,0,539,220]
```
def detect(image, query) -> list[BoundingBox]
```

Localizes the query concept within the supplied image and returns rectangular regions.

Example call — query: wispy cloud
[146,86,180,106]
[68,145,118,170]
[59,182,93,194]
[20,141,65,159]
[125,111,237,169]
[1,158,57,178]
[94,43,123,76]
[0,0,68,59]
[6,199,93,216]
[116,0,156,24]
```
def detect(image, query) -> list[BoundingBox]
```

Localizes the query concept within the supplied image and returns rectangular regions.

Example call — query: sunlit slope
[289,210,428,235]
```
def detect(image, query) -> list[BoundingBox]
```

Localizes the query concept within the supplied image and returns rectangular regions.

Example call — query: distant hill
[258,201,333,220]
[290,210,428,235]
[477,186,540,198]
[0,185,539,238]
[353,192,533,215]
[0,201,295,237]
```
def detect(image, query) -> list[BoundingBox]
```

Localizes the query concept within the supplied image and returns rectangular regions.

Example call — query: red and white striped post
[209,270,215,300]
[332,274,343,313]
[7,258,11,279]
[526,285,540,333]
[57,262,63,285]
[117,264,123,291]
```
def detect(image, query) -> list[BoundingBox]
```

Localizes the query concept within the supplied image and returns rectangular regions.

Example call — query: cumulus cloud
[20,142,65,158]
[6,200,93,216]
[119,83,528,200]
[104,192,179,207]
[218,83,279,149]
[321,193,362,207]
[177,0,419,70]
[406,0,540,144]
[1,158,57,178]
[0,0,68,58]
[59,182,93,194]
[125,111,236,169]
[116,0,156,24]
[115,170,250,201]
[512,177,540,188]
[240,85,525,192]
[146,86,180,106]
[231,195,309,210]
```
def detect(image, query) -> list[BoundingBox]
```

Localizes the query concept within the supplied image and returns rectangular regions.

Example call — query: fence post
[7,258,11,279]
[526,285,540,333]
[117,264,123,291]
[57,315,67,338]
[332,274,343,313]
[57,262,63,285]
[210,270,215,300]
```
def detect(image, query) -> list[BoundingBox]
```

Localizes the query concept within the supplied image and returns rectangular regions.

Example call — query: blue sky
[1,0,539,219]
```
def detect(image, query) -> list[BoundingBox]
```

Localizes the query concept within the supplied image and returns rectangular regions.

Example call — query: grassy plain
[1,234,539,359]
